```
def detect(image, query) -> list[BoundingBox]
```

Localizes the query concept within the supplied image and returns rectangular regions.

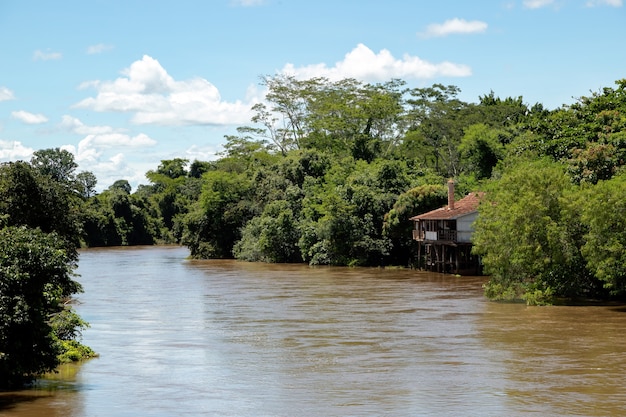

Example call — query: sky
[1,0,625,191]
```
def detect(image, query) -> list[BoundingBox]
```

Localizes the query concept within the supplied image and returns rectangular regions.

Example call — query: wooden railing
[412,229,457,242]
[438,230,457,242]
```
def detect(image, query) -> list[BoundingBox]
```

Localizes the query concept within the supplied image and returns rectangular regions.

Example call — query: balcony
[413,229,457,242]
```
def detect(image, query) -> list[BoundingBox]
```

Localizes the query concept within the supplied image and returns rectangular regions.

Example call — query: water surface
[1,246,625,416]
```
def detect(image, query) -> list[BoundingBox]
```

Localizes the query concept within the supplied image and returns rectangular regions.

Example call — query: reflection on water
[0,363,85,417]
[2,246,626,416]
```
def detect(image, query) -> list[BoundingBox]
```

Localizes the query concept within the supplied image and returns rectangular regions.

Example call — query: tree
[234,200,301,263]
[181,171,254,258]
[188,160,213,178]
[109,179,132,194]
[0,227,84,388]
[458,123,506,179]
[579,174,626,296]
[75,171,97,198]
[297,158,402,266]
[82,184,158,247]
[0,161,82,254]
[472,159,589,304]
[30,148,77,183]
[147,158,188,180]
[383,184,448,265]
[405,84,468,176]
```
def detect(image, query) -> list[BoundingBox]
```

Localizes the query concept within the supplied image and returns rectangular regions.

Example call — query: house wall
[456,212,478,243]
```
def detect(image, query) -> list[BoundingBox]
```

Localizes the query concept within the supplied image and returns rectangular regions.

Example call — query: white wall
[456,212,478,243]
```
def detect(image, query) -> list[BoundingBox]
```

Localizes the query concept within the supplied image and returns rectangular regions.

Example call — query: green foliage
[82,185,159,247]
[30,148,78,183]
[51,308,97,363]
[296,158,408,266]
[472,159,579,302]
[458,123,506,179]
[234,200,301,263]
[75,171,98,198]
[383,184,448,265]
[579,174,626,295]
[0,227,83,388]
[181,171,254,258]
[57,340,97,364]
[61,77,626,306]
[0,161,82,255]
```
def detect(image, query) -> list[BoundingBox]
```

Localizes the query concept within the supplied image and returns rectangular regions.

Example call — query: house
[410,180,483,275]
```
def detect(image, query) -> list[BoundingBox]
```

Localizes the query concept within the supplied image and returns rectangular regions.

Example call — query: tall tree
[30,148,77,184]
[0,227,83,388]
[579,173,626,296]
[405,84,468,176]
[0,161,82,254]
[472,159,592,304]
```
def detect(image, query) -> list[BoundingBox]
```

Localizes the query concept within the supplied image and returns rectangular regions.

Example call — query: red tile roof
[409,192,484,221]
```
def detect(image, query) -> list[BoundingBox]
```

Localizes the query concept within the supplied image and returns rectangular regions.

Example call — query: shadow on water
[0,362,87,415]
[0,394,42,412]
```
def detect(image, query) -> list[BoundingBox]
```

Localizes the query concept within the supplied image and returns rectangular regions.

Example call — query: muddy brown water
[1,245,625,416]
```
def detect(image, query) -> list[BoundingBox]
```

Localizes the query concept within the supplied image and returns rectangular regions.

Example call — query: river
[1,245,626,416]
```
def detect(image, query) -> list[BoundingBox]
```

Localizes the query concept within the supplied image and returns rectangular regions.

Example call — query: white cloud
[87,43,114,54]
[280,43,472,82]
[66,132,156,166]
[60,115,115,135]
[523,0,555,8]
[79,133,156,150]
[71,151,143,191]
[11,110,48,124]
[0,87,15,101]
[63,132,157,191]
[58,115,157,190]
[0,140,34,160]
[420,18,488,38]
[185,144,221,162]
[33,49,62,61]
[74,55,255,126]
[586,0,622,6]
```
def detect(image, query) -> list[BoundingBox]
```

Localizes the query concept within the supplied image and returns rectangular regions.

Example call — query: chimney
[447,179,455,210]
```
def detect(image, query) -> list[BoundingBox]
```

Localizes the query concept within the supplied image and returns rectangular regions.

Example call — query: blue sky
[1,0,624,190]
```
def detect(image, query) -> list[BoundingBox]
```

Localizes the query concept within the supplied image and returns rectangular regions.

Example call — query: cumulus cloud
[420,18,488,38]
[0,87,15,101]
[74,55,255,126]
[60,115,116,135]
[78,133,156,151]
[185,144,221,162]
[11,110,48,124]
[62,122,156,164]
[58,115,157,190]
[586,0,622,6]
[68,150,144,191]
[523,0,555,8]
[280,43,471,82]
[0,140,34,160]
[87,43,114,54]
[33,49,62,61]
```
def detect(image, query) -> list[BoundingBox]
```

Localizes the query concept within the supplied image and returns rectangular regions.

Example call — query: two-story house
[410,180,483,275]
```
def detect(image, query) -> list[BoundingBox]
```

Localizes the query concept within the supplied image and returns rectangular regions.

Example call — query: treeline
[79,76,626,304]
[79,76,626,305]
[82,77,536,267]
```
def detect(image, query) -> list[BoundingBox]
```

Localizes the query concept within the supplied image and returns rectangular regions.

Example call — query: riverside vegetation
[2,76,626,386]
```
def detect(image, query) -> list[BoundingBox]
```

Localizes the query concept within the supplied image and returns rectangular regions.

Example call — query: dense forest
[76,75,624,306]
[2,77,626,385]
